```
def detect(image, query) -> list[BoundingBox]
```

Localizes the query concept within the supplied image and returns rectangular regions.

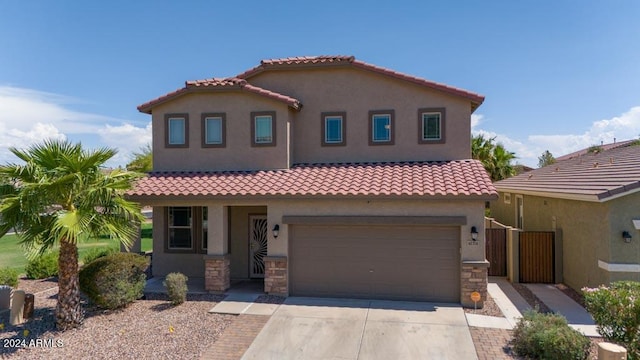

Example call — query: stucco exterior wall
[608,191,640,263]
[151,206,205,277]
[249,67,472,163]
[492,191,640,287]
[151,92,291,171]
[148,198,487,278]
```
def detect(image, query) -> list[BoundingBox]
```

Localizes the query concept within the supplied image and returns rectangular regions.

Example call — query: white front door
[249,215,268,278]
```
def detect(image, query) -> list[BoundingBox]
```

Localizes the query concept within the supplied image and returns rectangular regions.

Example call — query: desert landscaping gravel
[1,278,233,359]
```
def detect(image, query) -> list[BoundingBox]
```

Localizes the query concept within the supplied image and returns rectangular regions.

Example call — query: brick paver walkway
[201,314,270,360]
[470,327,519,359]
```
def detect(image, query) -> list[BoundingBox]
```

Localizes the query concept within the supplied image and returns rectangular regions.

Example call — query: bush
[82,247,117,265]
[583,281,640,359]
[79,252,149,309]
[0,267,19,287]
[163,272,188,305]
[512,310,590,360]
[25,251,59,279]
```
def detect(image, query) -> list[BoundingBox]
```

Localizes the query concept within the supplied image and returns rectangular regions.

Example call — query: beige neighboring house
[491,142,640,291]
[127,55,496,307]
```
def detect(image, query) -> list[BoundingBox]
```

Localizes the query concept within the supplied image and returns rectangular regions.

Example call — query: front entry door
[249,215,268,278]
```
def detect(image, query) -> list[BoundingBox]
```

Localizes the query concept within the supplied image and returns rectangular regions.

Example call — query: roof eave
[126,193,498,204]
[494,185,640,203]
[137,85,302,114]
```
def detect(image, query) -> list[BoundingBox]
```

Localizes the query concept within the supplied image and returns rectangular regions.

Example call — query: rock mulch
[1,278,233,359]
[463,293,503,317]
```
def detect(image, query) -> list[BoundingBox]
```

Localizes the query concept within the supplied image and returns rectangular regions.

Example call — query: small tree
[0,140,144,330]
[126,144,152,173]
[538,150,556,168]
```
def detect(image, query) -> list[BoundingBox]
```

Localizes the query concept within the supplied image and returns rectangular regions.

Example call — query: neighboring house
[127,55,496,306]
[491,142,640,291]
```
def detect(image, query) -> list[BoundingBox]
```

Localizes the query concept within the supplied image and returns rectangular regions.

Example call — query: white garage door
[290,225,460,302]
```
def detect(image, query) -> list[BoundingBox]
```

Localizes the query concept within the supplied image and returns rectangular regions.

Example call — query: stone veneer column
[461,260,490,308]
[264,256,288,296]
[204,254,230,292]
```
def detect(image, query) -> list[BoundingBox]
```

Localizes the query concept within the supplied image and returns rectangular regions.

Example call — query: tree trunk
[56,238,83,330]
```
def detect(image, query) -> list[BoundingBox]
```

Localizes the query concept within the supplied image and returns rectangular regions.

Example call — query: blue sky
[1,1,639,167]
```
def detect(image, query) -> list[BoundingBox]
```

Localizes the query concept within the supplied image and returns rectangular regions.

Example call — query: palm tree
[471,134,516,181]
[0,140,144,330]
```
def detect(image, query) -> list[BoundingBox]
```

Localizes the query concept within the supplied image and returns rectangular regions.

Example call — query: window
[368,110,395,145]
[251,111,277,147]
[202,207,208,251]
[165,113,189,148]
[168,207,192,250]
[201,113,226,148]
[165,206,208,253]
[321,112,346,146]
[418,108,446,144]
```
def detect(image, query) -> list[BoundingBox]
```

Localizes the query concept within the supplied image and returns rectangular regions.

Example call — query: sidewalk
[466,278,599,337]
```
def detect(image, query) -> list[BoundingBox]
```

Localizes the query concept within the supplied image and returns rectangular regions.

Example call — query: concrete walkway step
[209,294,280,316]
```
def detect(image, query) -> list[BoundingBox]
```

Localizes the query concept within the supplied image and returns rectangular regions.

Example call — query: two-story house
[128,56,497,307]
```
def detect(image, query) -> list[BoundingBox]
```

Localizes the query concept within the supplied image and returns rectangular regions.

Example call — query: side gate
[485,228,507,276]
[519,231,555,283]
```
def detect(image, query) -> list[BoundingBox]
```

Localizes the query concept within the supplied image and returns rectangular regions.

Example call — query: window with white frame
[321,112,346,146]
[418,108,446,144]
[165,113,189,147]
[369,110,395,145]
[202,113,226,147]
[251,111,276,146]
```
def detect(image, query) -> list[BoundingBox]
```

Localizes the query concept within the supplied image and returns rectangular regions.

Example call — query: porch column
[204,205,230,292]
[461,260,489,308]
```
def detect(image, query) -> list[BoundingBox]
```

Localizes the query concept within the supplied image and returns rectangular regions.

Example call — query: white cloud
[474,106,640,167]
[0,85,150,167]
[471,114,483,129]
[98,122,153,167]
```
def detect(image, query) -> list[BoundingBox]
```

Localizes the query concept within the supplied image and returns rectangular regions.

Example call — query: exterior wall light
[471,226,479,241]
[622,231,632,243]
[272,224,280,239]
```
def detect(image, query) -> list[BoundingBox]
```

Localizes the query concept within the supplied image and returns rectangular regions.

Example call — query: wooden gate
[486,228,507,276]
[519,232,554,283]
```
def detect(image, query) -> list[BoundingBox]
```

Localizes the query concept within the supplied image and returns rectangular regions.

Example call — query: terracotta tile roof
[555,139,638,161]
[127,160,497,200]
[137,77,302,114]
[495,144,640,201]
[236,55,484,112]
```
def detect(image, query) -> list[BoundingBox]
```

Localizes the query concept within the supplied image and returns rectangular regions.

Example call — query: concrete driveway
[241,297,477,360]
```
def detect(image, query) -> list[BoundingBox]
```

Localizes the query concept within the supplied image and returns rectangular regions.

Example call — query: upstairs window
[418,108,446,144]
[202,113,226,148]
[321,112,346,146]
[369,110,395,145]
[251,111,277,147]
[165,113,189,148]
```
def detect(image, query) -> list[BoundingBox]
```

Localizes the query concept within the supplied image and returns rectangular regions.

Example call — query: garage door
[290,225,460,302]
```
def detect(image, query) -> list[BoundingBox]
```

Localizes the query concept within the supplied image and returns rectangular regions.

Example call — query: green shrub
[25,251,59,279]
[79,252,149,309]
[82,247,117,265]
[0,267,19,287]
[584,281,640,359]
[163,272,188,305]
[512,310,590,360]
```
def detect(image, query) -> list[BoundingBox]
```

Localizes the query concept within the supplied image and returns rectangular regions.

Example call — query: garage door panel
[290,225,460,302]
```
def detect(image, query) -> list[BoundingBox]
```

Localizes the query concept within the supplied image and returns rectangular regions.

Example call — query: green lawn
[0,222,153,275]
